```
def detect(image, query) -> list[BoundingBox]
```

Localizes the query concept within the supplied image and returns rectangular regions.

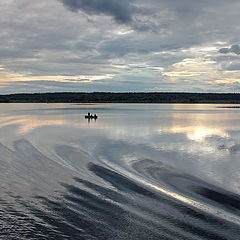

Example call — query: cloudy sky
[0,0,240,93]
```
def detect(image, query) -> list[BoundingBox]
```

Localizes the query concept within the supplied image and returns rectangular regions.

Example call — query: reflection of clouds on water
[170,126,229,142]
[218,144,240,153]
[1,102,240,238]
[4,160,239,239]
[0,115,67,134]
[0,103,238,143]
[1,103,240,194]
[88,133,240,196]
[0,112,230,143]
[169,112,231,142]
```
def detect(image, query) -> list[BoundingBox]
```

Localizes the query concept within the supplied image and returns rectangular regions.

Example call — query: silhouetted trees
[0,92,240,103]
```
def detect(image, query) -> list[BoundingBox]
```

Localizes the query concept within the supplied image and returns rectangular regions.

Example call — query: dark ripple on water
[1,141,240,239]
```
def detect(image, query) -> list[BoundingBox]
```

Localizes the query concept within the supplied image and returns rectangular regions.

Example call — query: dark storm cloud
[1,0,240,93]
[58,0,161,32]
[219,45,240,55]
[58,0,135,24]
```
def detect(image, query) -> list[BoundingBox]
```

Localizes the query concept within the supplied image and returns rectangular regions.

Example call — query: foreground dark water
[1,103,240,239]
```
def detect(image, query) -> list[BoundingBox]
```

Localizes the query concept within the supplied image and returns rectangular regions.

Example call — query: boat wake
[1,139,240,239]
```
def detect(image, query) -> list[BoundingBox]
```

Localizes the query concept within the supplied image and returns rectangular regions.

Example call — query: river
[1,103,240,239]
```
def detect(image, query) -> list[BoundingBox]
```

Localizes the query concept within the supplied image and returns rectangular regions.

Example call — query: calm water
[1,103,240,239]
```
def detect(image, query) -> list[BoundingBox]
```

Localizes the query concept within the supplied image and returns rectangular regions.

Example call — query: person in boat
[85,112,98,119]
[85,112,92,119]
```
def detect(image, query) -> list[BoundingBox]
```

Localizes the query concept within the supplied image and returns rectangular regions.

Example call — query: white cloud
[0,0,240,92]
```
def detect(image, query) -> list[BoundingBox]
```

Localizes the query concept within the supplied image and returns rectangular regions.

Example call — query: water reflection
[0,103,239,140]
[0,112,230,142]
[1,103,240,239]
[170,126,229,142]
[0,115,67,134]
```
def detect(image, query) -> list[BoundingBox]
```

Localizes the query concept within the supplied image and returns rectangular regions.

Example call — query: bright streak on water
[1,103,240,239]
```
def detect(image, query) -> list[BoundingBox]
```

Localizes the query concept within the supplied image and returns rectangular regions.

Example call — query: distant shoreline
[1,92,240,104]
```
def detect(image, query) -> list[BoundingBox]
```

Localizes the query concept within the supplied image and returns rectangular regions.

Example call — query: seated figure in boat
[85,112,98,119]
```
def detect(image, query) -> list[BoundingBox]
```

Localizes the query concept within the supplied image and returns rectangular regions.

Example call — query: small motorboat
[85,113,98,119]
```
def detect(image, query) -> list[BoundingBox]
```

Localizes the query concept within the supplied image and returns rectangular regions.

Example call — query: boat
[85,113,98,119]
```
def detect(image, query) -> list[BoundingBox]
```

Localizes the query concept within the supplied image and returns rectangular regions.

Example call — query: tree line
[0,92,240,103]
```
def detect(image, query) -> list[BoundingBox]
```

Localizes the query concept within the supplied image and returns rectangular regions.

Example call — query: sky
[0,0,240,93]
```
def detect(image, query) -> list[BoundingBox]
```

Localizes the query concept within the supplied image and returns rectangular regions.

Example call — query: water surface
[1,103,240,239]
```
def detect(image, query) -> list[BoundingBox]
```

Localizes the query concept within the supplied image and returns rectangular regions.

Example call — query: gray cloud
[218,144,240,153]
[58,0,168,32]
[224,63,240,71]
[219,44,240,55]
[58,0,135,24]
[1,0,240,93]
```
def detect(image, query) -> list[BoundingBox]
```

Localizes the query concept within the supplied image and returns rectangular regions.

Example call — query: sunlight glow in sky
[0,0,240,93]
